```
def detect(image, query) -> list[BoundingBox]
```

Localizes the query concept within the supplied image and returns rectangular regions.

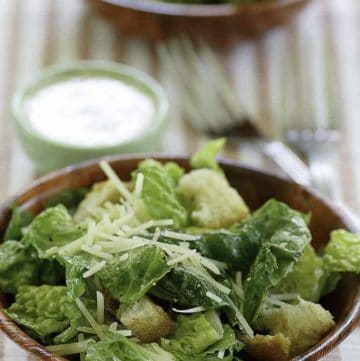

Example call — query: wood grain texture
[0,156,359,361]
[87,0,310,41]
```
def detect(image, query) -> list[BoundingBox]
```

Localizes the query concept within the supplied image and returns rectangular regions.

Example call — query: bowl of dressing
[12,61,169,173]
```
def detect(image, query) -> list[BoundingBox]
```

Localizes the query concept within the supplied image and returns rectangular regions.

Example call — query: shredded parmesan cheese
[118,253,129,262]
[46,340,92,356]
[81,245,113,260]
[217,350,225,359]
[134,172,144,198]
[116,329,133,337]
[100,161,132,201]
[162,230,201,241]
[167,252,195,266]
[75,298,105,340]
[78,333,86,361]
[109,322,118,332]
[172,306,206,314]
[96,291,105,324]
[206,291,224,304]
[83,260,106,279]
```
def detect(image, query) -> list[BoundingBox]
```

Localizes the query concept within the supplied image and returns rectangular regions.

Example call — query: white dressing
[25,77,155,147]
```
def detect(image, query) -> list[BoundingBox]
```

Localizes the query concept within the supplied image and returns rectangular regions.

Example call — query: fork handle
[258,140,312,186]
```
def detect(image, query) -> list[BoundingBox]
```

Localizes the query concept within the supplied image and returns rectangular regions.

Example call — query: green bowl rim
[12,60,169,153]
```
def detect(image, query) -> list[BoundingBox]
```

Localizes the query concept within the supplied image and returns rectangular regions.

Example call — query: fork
[156,37,312,186]
[281,33,360,228]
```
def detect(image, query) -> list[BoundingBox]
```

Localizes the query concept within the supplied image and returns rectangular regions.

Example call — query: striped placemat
[0,0,359,359]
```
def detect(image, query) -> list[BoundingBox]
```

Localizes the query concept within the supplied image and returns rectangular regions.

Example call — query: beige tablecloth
[0,0,359,359]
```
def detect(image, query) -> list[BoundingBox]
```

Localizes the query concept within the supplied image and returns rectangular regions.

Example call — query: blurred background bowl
[87,0,310,42]
[12,61,169,173]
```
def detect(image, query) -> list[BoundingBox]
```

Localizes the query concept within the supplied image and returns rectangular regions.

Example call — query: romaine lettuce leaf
[152,265,229,309]
[243,200,311,322]
[134,159,188,228]
[54,297,97,344]
[39,258,65,286]
[161,312,222,355]
[0,240,40,294]
[323,230,360,273]
[274,245,329,302]
[193,199,310,275]
[190,138,225,172]
[162,314,242,360]
[4,205,34,241]
[23,205,85,257]
[205,325,244,358]
[85,332,176,361]
[5,285,70,344]
[98,246,171,304]
[163,162,185,186]
[193,231,258,273]
[57,254,94,299]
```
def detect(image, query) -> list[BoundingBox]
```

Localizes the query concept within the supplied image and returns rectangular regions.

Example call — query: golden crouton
[176,169,249,229]
[118,296,174,342]
[260,300,335,356]
[240,333,291,361]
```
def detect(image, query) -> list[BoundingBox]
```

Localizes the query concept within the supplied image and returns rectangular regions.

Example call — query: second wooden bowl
[0,155,359,360]
[87,0,310,41]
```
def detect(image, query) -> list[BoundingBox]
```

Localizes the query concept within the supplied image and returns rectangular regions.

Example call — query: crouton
[176,169,249,229]
[259,300,335,356]
[240,333,291,361]
[118,296,174,342]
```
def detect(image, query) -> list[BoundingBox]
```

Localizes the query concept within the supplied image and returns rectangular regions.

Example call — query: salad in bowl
[0,139,359,361]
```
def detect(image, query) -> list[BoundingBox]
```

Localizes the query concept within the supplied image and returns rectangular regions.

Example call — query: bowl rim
[0,154,359,361]
[96,0,308,17]
[12,60,169,153]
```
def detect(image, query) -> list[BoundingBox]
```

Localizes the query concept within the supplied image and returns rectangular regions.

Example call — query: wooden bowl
[87,0,310,41]
[0,155,359,361]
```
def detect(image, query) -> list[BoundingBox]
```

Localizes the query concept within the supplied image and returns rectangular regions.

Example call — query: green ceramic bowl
[12,61,169,173]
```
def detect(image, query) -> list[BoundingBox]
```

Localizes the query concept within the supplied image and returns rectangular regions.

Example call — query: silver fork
[281,34,360,228]
[282,31,342,201]
[156,37,312,186]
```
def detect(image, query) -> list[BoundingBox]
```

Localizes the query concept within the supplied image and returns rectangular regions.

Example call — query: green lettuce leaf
[274,245,329,302]
[54,297,97,344]
[134,159,188,227]
[243,200,311,322]
[162,314,242,360]
[192,199,310,275]
[190,138,225,171]
[161,312,222,355]
[205,325,244,358]
[57,254,94,299]
[39,259,65,286]
[98,246,171,304]
[45,188,88,213]
[152,265,229,309]
[163,162,185,186]
[86,333,176,361]
[0,240,40,294]
[323,230,360,273]
[23,205,85,257]
[5,285,70,344]
[4,205,34,241]
[193,231,258,273]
